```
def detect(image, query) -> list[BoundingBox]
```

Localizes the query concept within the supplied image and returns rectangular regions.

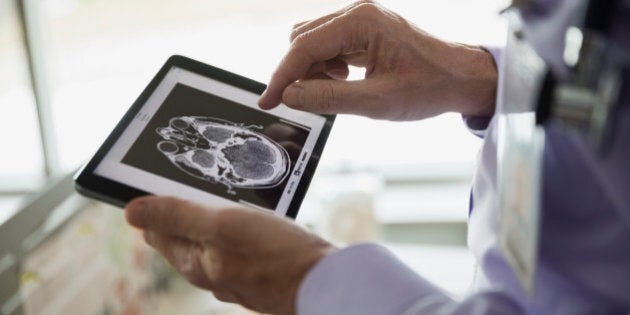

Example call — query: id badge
[497,13,546,295]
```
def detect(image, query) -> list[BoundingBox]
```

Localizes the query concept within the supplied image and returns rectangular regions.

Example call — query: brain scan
[155,116,290,194]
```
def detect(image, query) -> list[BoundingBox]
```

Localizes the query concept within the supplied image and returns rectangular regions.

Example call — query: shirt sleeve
[462,46,504,139]
[297,243,525,315]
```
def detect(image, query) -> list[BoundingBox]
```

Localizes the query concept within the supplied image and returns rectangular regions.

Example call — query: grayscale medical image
[122,83,310,210]
[155,116,290,194]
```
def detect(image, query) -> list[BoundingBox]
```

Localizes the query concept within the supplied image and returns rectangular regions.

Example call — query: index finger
[126,196,219,241]
[258,14,368,110]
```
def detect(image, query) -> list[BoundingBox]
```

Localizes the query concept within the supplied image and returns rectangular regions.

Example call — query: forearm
[298,243,524,315]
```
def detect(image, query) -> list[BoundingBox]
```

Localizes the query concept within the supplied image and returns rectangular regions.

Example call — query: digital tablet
[75,55,334,218]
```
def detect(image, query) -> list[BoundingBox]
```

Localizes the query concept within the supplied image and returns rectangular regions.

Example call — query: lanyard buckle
[537,27,623,154]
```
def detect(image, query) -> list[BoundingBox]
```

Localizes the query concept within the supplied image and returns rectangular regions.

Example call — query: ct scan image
[122,83,310,210]
[156,116,291,193]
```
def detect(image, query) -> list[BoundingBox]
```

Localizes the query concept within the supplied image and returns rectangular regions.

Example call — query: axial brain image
[155,116,290,194]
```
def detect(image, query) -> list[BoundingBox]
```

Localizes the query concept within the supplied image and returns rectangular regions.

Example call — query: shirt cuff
[297,243,451,315]
[462,116,493,138]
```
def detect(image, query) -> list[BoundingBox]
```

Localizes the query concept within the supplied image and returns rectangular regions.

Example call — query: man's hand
[125,196,335,315]
[258,0,497,121]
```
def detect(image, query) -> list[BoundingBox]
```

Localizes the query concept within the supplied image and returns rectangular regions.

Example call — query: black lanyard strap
[535,0,625,155]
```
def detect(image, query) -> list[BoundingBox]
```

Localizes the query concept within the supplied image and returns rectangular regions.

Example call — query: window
[0,0,46,222]
[0,0,45,190]
[2,0,509,300]
[35,0,507,173]
[3,0,509,233]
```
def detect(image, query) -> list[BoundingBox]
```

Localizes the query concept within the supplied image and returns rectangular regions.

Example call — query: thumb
[282,79,386,118]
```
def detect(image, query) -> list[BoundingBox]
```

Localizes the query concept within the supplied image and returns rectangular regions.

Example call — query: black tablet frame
[74,55,335,219]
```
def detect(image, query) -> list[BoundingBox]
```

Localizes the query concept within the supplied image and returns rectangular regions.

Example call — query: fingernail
[283,84,304,108]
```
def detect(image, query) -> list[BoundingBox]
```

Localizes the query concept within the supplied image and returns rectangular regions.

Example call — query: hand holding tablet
[75,55,334,218]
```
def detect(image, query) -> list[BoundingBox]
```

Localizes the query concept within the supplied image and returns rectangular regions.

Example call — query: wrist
[449,44,498,118]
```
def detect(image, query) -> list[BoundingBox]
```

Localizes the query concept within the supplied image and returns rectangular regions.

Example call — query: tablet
[75,55,334,218]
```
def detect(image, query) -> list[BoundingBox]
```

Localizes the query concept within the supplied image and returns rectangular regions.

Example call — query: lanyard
[535,0,624,154]
[496,0,626,296]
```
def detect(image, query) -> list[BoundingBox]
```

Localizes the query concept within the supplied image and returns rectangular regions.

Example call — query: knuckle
[352,0,377,7]
[289,29,300,42]
[343,2,385,31]
[203,250,225,280]
[288,36,310,62]
[290,21,308,42]
[314,82,339,112]
[291,31,311,49]
[350,1,380,16]
[208,254,240,284]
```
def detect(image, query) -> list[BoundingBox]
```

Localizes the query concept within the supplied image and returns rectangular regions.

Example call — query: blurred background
[0,0,507,314]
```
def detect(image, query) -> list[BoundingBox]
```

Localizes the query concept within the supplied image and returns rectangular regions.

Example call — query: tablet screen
[92,65,328,217]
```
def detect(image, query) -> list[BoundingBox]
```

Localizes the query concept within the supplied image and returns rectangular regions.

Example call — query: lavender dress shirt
[296,1,630,314]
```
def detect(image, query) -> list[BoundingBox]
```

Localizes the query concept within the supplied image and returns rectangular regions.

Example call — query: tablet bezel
[74,55,335,219]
